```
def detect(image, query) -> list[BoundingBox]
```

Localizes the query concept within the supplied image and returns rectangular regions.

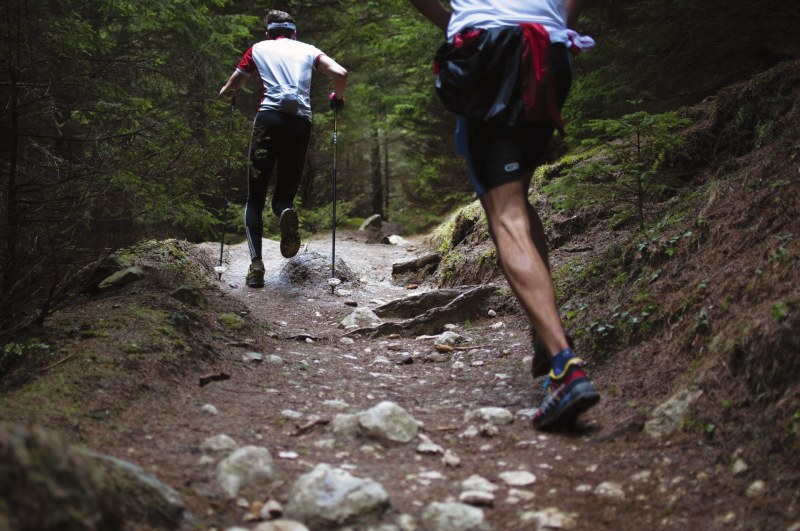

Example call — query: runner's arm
[219,70,248,98]
[317,55,349,100]
[566,0,582,29]
[407,0,451,31]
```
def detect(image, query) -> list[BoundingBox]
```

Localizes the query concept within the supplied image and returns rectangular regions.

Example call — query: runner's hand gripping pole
[216,94,236,280]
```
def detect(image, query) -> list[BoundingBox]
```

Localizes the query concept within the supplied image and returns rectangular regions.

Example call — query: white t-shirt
[447,0,569,43]
[236,38,324,120]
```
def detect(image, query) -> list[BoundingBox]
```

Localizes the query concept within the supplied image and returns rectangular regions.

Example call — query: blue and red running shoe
[531,357,600,430]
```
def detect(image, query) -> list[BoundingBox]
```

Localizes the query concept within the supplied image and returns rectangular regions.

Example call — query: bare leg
[480,178,567,358]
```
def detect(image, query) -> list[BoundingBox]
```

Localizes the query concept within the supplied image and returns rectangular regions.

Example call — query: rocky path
[20,231,779,531]
[111,231,759,531]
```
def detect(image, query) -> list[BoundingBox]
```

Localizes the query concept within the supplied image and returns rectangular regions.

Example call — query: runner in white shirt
[219,10,348,288]
[409,0,600,431]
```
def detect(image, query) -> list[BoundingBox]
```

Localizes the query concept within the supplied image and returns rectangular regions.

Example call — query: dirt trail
[2,231,788,531]
[117,233,740,530]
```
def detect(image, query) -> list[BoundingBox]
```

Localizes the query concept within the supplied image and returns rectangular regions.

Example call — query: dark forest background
[2,0,799,335]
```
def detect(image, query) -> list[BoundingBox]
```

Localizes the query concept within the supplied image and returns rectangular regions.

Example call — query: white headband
[267,22,297,32]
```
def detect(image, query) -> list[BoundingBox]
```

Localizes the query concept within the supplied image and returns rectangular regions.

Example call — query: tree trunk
[382,131,390,221]
[2,3,21,327]
[370,128,384,218]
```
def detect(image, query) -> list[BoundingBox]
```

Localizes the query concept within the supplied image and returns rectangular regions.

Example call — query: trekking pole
[215,94,236,280]
[330,108,338,292]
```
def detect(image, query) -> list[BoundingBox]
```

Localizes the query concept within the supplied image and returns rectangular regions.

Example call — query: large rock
[421,502,490,531]
[644,389,703,438]
[170,285,207,309]
[285,464,389,528]
[215,446,276,498]
[340,307,383,329]
[0,423,186,530]
[357,401,419,444]
[98,266,145,290]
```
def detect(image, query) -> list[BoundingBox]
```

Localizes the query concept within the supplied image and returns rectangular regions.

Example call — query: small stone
[425,352,449,363]
[746,480,766,498]
[284,464,389,528]
[322,399,349,410]
[644,389,703,438]
[631,470,652,482]
[422,502,489,531]
[438,331,463,346]
[278,451,299,460]
[594,481,626,500]
[201,404,219,416]
[490,322,505,330]
[459,490,495,507]
[405,284,419,290]
[335,288,352,297]
[416,434,444,455]
[461,474,499,493]
[281,410,303,420]
[344,300,358,307]
[459,425,480,439]
[216,446,276,498]
[419,470,446,480]
[442,449,461,467]
[715,512,737,525]
[508,489,536,501]
[574,484,593,493]
[499,470,536,487]
[487,310,497,317]
[465,407,513,426]
[520,508,577,529]
[244,351,264,363]
[201,434,238,453]
[340,337,356,345]
[264,354,285,365]
[357,401,420,444]
[451,361,466,370]
[732,458,749,476]
[396,514,417,531]
[470,361,484,367]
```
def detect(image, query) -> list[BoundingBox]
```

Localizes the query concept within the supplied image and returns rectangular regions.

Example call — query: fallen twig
[39,353,76,372]
[291,417,330,436]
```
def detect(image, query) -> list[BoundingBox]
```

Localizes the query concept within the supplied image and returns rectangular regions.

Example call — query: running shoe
[246,259,265,288]
[279,208,301,258]
[531,357,599,430]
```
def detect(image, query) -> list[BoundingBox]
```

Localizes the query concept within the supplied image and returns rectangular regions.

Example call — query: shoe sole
[280,209,300,258]
[535,381,600,430]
